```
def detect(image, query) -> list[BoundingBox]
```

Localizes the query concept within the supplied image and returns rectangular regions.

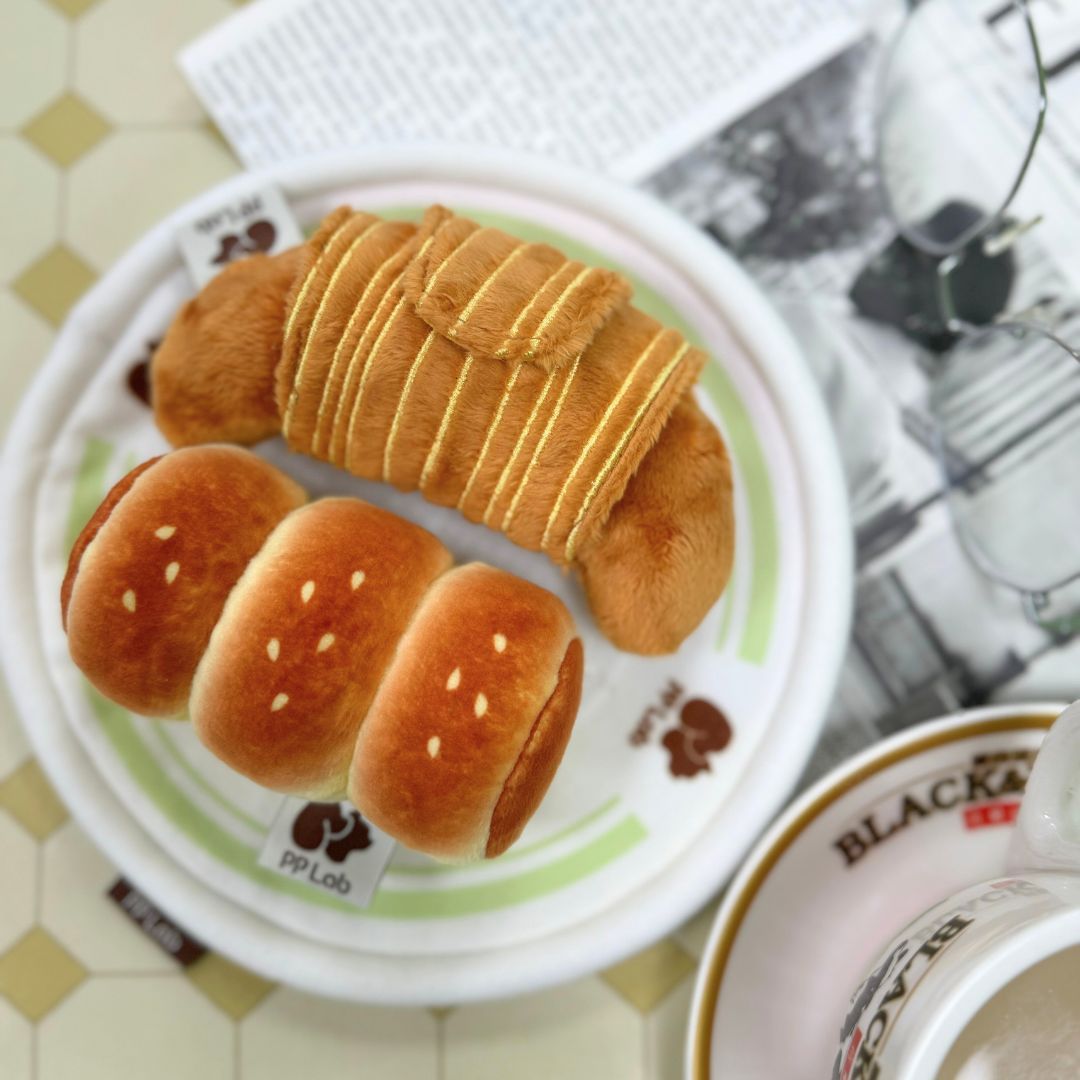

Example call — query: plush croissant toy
[152,206,735,654]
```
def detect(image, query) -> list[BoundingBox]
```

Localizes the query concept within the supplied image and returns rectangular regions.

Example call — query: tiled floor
[0,2,718,1076]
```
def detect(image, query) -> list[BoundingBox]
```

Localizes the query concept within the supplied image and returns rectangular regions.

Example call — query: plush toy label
[176,183,304,287]
[257,797,397,908]
[107,878,207,966]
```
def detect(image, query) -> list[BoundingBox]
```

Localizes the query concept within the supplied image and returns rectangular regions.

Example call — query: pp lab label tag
[176,183,303,288]
[257,797,396,908]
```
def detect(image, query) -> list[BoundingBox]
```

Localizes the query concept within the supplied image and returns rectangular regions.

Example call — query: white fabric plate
[0,147,851,1003]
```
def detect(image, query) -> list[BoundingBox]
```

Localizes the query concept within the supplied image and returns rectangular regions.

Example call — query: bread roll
[62,446,305,716]
[63,447,584,860]
[190,499,452,798]
[350,563,583,861]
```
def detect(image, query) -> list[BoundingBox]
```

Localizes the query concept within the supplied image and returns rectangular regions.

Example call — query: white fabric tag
[257,797,397,909]
[176,184,303,288]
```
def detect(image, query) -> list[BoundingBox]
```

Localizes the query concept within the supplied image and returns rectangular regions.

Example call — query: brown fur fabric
[152,205,736,654]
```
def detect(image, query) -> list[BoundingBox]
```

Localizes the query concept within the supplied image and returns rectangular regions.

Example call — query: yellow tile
[74,0,233,125]
[187,953,276,1020]
[601,937,696,1013]
[44,0,103,16]
[0,0,67,129]
[11,246,97,327]
[21,93,111,168]
[0,137,60,285]
[0,928,88,1021]
[0,758,68,840]
[67,129,236,271]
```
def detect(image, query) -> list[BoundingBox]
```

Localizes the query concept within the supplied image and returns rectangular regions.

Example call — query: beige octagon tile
[0,675,33,779]
[645,971,696,1080]
[41,821,177,973]
[0,138,60,286]
[67,128,237,271]
[40,976,233,1080]
[445,977,644,1080]
[74,0,234,125]
[0,997,32,1080]
[0,812,36,955]
[241,988,438,1080]
[0,0,67,129]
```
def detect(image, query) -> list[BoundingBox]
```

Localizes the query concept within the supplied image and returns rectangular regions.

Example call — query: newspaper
[180,0,862,181]
[179,0,1080,787]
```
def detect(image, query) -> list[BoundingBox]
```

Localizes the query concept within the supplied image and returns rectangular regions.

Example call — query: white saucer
[686,702,1065,1080]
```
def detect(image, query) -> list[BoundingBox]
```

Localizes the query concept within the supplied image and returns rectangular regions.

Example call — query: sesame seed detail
[493,633,507,653]
[154,525,176,540]
[164,561,180,585]
[270,693,289,712]
[446,668,461,691]
[122,589,136,613]
[267,638,280,662]
[301,580,315,603]
[474,692,488,718]
[351,570,365,590]
[427,736,441,758]
[316,633,335,653]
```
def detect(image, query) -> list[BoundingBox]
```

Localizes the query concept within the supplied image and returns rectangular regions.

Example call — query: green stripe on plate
[150,721,269,837]
[65,437,113,552]
[698,363,779,665]
[86,685,647,918]
[389,794,620,875]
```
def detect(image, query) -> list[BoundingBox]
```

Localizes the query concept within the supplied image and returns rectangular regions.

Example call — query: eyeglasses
[873,0,1080,632]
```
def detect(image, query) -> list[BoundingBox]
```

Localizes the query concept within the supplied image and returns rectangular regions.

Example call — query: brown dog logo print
[662,699,733,778]
[291,802,373,863]
[210,219,276,266]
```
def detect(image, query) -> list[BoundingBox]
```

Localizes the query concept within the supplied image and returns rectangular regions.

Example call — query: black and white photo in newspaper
[645,0,1080,785]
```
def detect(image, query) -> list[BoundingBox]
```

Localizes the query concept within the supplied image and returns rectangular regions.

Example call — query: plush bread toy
[62,446,583,861]
[151,206,735,655]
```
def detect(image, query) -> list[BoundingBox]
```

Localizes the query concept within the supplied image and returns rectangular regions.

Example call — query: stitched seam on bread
[483,637,581,858]
[564,340,692,562]
[311,228,412,457]
[282,215,381,439]
[419,351,476,493]
[539,327,667,553]
[61,455,163,629]
[501,350,582,534]
[567,344,706,564]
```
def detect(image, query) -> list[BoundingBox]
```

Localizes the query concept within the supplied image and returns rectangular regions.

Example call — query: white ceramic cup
[833,701,1080,1080]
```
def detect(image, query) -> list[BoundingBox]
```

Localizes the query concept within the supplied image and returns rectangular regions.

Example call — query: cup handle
[1011,700,1080,871]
